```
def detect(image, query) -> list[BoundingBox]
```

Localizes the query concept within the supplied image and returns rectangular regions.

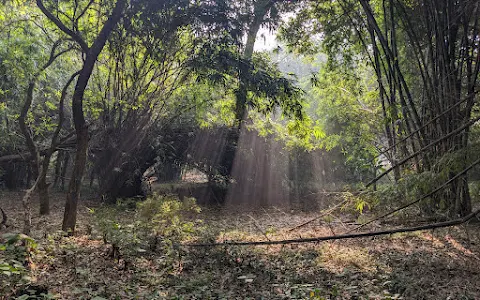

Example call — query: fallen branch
[185,209,480,247]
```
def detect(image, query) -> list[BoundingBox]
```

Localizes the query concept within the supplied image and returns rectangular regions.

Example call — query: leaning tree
[36,0,127,233]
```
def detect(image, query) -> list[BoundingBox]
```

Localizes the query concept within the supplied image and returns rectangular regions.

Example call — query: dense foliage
[0,0,479,298]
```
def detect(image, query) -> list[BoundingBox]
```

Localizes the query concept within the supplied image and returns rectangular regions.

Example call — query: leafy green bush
[91,205,139,258]
[0,233,37,295]
[373,171,445,215]
[136,194,202,253]
[92,194,203,259]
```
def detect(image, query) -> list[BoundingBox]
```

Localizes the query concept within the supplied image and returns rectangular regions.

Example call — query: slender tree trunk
[53,151,63,189]
[451,175,471,217]
[38,155,52,215]
[38,174,49,215]
[63,126,88,233]
[60,0,126,234]
[22,176,41,235]
[60,152,70,191]
[17,39,73,217]
[19,81,41,228]
[22,189,33,235]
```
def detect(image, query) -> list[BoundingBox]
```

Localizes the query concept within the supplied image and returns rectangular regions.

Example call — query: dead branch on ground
[186,208,480,247]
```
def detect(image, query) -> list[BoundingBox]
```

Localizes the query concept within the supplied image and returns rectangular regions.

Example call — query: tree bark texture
[57,0,127,233]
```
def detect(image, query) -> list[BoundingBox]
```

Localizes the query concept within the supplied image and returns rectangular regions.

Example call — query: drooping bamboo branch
[186,208,480,247]
[366,115,480,187]
[371,92,478,165]
[353,157,480,233]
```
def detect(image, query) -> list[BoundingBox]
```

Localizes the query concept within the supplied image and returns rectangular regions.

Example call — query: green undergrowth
[91,194,204,259]
[0,233,55,299]
[1,192,480,299]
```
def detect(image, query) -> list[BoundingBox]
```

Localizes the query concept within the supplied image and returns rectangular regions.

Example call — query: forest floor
[1,190,480,299]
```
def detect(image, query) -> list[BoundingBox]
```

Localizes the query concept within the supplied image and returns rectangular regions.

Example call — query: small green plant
[136,194,202,254]
[0,233,37,296]
[91,206,140,258]
[341,191,379,214]
[93,194,203,260]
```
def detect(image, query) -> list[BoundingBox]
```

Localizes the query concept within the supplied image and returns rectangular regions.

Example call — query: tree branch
[36,0,89,53]
[0,142,76,163]
[50,70,81,151]
[186,209,480,247]
[366,115,480,187]
[352,157,480,233]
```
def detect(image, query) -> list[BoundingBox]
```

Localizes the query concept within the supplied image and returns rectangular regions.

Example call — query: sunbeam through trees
[0,0,479,298]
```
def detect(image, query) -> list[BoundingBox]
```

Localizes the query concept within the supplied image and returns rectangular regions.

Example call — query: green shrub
[92,194,202,259]
[91,205,140,258]
[136,194,202,253]
[0,233,37,295]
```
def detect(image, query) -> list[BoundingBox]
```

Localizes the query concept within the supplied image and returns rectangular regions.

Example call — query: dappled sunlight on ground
[1,192,480,299]
[317,243,382,274]
[444,234,479,258]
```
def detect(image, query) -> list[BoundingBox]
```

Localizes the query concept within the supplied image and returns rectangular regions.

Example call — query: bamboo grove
[282,0,480,217]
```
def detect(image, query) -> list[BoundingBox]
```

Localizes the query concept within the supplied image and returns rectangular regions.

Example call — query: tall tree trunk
[21,183,35,235]
[63,126,88,232]
[38,174,49,215]
[38,155,52,215]
[220,0,273,181]
[19,81,41,226]
[58,0,126,234]
[53,151,63,189]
